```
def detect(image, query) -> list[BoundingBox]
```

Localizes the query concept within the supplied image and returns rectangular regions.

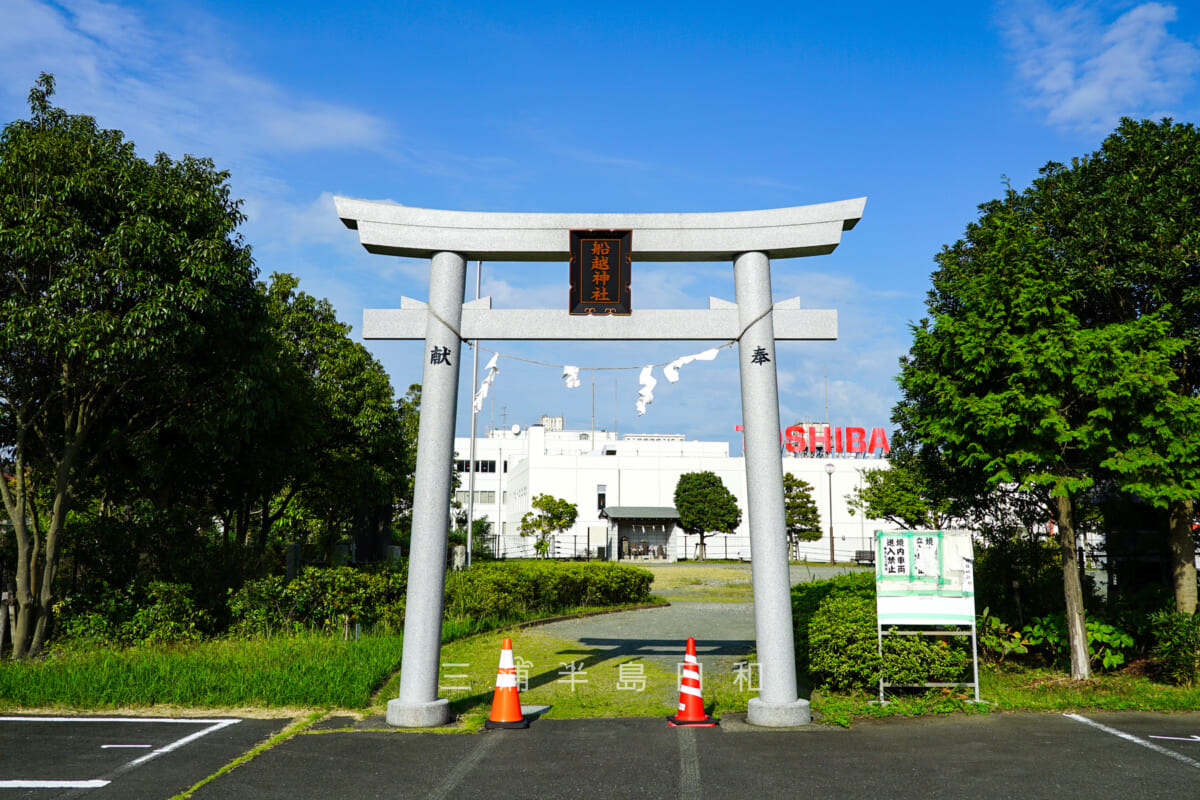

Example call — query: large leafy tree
[1024,119,1200,614]
[673,471,741,561]
[519,494,577,558]
[898,190,1186,680]
[782,473,821,554]
[256,273,406,560]
[0,75,261,656]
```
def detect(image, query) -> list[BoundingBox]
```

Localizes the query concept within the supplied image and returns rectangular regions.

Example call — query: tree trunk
[1056,494,1090,680]
[10,496,36,660]
[1168,498,1197,614]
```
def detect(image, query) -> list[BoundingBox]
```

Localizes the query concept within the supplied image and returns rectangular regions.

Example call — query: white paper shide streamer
[663,348,720,383]
[472,353,500,412]
[562,365,581,389]
[636,365,657,416]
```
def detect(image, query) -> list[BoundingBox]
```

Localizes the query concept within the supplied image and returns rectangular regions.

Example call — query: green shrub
[791,571,874,671]
[229,566,407,635]
[442,562,652,624]
[229,561,652,635]
[883,631,970,686]
[54,581,207,647]
[977,608,1030,664]
[1150,610,1200,686]
[54,582,140,646]
[799,573,970,692]
[1107,583,1172,655]
[973,537,1100,624]
[125,582,208,645]
[807,593,883,691]
[1020,613,1134,672]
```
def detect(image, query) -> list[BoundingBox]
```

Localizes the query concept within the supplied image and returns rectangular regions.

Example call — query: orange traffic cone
[667,637,718,727]
[484,638,530,729]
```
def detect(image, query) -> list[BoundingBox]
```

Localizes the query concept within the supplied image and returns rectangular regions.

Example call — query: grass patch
[643,564,753,603]
[806,664,1200,727]
[0,634,406,710]
[416,627,760,728]
[982,664,1200,712]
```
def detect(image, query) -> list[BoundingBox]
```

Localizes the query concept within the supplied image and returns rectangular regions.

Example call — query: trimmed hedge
[792,571,875,672]
[231,561,654,635]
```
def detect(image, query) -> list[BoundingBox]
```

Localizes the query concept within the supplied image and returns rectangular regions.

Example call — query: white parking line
[0,715,241,789]
[101,744,153,749]
[1064,713,1200,770]
[0,780,110,789]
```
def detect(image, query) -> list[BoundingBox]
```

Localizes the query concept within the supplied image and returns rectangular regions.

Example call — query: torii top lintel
[334,196,866,262]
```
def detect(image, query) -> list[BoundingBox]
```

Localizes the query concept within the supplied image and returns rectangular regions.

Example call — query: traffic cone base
[484,638,530,729]
[668,636,719,727]
[666,714,718,727]
[485,716,530,730]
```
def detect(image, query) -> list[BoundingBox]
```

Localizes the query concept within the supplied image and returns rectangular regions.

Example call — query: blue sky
[4,0,1200,448]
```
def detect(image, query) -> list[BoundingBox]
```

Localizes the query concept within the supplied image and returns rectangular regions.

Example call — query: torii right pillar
[734,249,809,727]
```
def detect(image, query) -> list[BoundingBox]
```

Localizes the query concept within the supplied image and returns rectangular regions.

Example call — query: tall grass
[0,634,406,709]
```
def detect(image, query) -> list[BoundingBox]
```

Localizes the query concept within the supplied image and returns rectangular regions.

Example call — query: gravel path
[531,563,870,670]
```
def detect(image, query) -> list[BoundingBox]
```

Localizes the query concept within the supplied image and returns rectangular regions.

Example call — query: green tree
[519,494,578,558]
[0,75,260,657]
[673,471,741,561]
[260,273,406,561]
[898,190,1186,680]
[783,472,821,555]
[1023,119,1200,615]
[845,451,959,530]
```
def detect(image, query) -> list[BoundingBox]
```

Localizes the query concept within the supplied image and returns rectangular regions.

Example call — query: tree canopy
[673,471,741,560]
[519,494,578,557]
[0,74,261,656]
[896,117,1200,678]
[0,76,415,656]
[783,473,821,546]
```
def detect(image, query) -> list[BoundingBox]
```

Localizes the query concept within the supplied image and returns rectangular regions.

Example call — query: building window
[597,484,607,510]
[456,490,497,505]
[455,459,497,473]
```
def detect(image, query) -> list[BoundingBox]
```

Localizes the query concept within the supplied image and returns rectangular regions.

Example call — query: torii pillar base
[748,697,812,728]
[386,697,450,728]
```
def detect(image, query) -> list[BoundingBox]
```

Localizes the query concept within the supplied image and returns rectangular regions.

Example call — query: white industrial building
[454,415,893,562]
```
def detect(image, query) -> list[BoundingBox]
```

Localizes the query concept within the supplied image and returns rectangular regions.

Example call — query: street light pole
[825,462,835,564]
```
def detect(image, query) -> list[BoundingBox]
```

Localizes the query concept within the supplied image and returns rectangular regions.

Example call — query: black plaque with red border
[569,229,631,315]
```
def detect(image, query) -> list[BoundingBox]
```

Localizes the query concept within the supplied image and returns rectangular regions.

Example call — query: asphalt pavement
[8,711,1191,799]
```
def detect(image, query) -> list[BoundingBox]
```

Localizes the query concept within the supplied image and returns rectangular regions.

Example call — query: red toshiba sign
[734,424,891,454]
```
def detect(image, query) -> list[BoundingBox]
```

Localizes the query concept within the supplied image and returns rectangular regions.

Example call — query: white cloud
[1000,1,1200,132]
[0,0,393,166]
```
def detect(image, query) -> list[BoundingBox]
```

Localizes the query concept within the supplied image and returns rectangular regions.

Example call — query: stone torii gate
[335,197,866,728]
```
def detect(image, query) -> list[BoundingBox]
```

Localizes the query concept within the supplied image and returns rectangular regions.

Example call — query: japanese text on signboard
[569,229,631,315]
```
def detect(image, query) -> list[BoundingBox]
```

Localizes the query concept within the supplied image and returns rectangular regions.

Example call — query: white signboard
[875,530,975,625]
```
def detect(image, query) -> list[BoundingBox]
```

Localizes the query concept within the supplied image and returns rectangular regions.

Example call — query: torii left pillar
[335,197,865,728]
[390,251,465,727]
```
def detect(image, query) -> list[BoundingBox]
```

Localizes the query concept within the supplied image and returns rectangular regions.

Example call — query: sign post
[874,529,980,703]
